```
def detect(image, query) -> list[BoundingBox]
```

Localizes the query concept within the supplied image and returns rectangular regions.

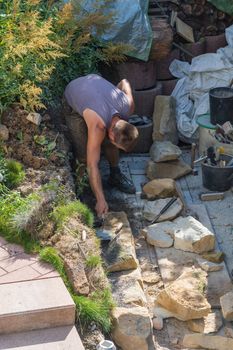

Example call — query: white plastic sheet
[170,25,233,141]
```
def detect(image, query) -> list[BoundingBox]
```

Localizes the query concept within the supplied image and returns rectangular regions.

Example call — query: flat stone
[143,197,183,222]
[150,141,181,162]
[153,95,178,145]
[183,334,233,350]
[220,291,233,321]
[142,178,177,200]
[201,252,225,263]
[152,316,164,330]
[173,216,215,254]
[153,302,185,321]
[105,227,138,273]
[225,325,233,338]
[196,257,224,272]
[146,159,192,180]
[156,270,211,321]
[110,275,147,307]
[0,124,9,141]
[26,112,42,126]
[64,258,89,295]
[142,221,174,248]
[142,271,161,284]
[156,247,232,307]
[187,310,223,334]
[111,307,154,350]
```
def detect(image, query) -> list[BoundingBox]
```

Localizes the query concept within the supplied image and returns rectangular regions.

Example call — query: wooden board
[176,17,195,43]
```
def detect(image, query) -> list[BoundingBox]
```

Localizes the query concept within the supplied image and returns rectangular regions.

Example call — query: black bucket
[209,87,233,125]
[202,154,233,191]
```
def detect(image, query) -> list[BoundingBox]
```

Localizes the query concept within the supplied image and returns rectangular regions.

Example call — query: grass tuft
[86,254,102,268]
[52,200,94,228]
[5,159,25,188]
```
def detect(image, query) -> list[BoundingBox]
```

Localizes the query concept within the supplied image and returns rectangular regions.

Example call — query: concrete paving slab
[0,277,75,334]
[0,325,84,350]
[0,265,40,284]
[0,253,38,273]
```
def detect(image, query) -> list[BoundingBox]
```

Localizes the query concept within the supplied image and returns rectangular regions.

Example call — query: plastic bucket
[202,154,233,191]
[209,87,233,125]
[97,340,116,350]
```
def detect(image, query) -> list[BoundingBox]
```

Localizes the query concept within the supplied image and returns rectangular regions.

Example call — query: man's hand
[95,198,109,217]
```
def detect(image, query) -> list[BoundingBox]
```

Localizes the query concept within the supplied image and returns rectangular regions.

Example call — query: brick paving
[0,237,59,285]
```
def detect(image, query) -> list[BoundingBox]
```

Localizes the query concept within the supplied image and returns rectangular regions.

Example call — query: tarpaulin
[208,0,233,16]
[74,0,153,61]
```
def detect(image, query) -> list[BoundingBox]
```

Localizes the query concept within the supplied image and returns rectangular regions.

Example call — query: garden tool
[150,197,177,225]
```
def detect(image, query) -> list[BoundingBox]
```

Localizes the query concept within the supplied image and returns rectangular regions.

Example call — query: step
[0,277,75,334]
[0,325,85,349]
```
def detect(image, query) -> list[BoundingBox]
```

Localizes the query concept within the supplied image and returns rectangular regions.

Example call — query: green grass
[86,254,102,268]
[0,155,25,189]
[52,200,94,228]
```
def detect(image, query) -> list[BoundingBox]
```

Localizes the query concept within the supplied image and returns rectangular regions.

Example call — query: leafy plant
[52,200,94,228]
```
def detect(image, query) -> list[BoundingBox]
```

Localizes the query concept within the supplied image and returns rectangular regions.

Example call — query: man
[64,74,139,217]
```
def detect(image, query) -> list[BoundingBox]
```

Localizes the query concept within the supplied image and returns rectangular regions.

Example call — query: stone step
[0,277,75,334]
[0,325,85,350]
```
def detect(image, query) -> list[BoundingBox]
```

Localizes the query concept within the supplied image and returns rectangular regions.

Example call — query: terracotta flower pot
[183,39,206,63]
[205,33,227,53]
[159,79,178,96]
[133,83,162,117]
[156,49,180,80]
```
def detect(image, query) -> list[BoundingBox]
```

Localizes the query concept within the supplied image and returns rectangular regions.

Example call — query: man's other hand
[95,199,109,217]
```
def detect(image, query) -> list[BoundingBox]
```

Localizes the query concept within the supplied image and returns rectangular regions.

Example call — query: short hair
[112,119,139,152]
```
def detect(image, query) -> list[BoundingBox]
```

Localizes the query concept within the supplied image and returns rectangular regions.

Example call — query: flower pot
[159,79,178,96]
[129,116,153,153]
[133,83,162,117]
[156,49,180,80]
[205,33,227,53]
[183,39,206,63]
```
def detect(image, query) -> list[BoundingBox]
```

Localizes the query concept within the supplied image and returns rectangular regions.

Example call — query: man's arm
[83,110,108,217]
[117,79,135,115]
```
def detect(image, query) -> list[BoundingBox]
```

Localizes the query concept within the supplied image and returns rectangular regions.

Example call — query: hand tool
[150,197,177,225]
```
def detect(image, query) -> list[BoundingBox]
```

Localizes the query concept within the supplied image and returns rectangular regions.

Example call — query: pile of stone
[140,177,233,349]
[102,212,155,350]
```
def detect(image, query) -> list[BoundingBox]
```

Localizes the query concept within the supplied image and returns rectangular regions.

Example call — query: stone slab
[156,247,232,307]
[0,277,75,334]
[0,326,84,350]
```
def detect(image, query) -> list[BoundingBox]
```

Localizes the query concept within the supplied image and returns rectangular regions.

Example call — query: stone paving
[0,237,59,285]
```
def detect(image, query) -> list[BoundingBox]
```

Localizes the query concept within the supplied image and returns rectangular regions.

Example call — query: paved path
[0,237,59,285]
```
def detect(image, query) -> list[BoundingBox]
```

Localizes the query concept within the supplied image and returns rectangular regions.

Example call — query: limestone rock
[26,112,42,126]
[173,216,215,254]
[220,291,233,321]
[142,271,161,284]
[225,326,233,338]
[153,302,185,321]
[111,307,154,350]
[105,228,138,272]
[142,221,174,248]
[187,311,223,334]
[201,252,224,263]
[196,257,224,272]
[152,316,163,330]
[183,334,233,350]
[64,258,89,295]
[150,141,181,162]
[156,270,211,321]
[143,197,183,223]
[110,277,147,307]
[153,95,178,145]
[146,159,192,180]
[0,124,9,141]
[142,179,177,200]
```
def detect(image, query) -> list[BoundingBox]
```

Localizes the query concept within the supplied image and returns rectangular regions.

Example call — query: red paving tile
[0,265,40,284]
[0,253,38,273]
[0,247,10,261]
[31,261,55,275]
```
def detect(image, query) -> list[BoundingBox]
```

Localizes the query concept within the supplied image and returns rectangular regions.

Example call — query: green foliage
[0,0,128,112]
[86,254,102,268]
[0,154,25,189]
[52,200,94,228]
[73,288,114,333]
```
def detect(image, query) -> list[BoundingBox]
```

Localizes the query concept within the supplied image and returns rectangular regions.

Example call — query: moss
[52,200,94,228]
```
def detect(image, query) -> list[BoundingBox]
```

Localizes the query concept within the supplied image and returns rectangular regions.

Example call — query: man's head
[108,117,139,152]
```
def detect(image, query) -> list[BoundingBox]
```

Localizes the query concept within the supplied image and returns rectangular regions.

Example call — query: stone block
[142,221,174,248]
[142,178,177,200]
[146,159,192,180]
[143,197,183,222]
[220,291,233,321]
[150,141,181,162]
[26,112,42,126]
[187,310,223,334]
[183,334,233,350]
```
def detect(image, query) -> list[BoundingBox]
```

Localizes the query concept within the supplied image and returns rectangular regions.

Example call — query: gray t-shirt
[64,74,130,128]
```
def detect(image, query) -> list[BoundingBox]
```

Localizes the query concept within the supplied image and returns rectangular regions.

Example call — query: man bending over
[64,74,139,217]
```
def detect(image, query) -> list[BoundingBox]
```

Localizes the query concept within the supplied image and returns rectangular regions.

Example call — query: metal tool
[150,197,177,225]
[191,143,199,176]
